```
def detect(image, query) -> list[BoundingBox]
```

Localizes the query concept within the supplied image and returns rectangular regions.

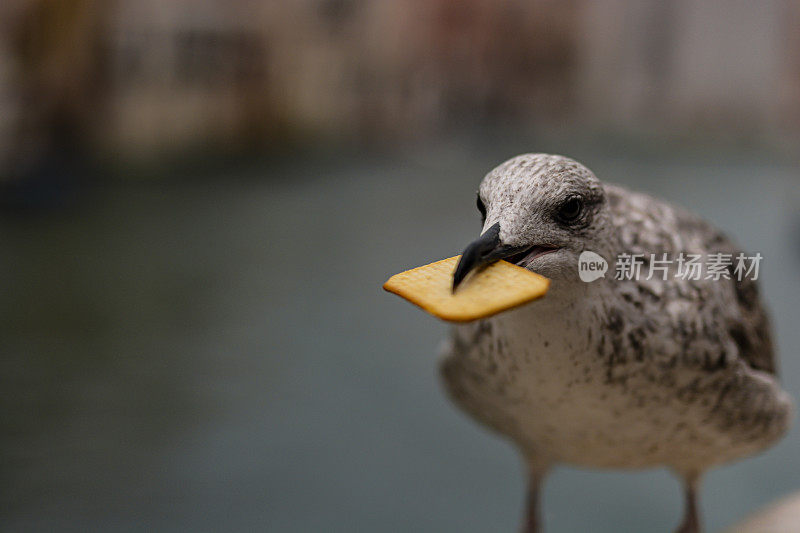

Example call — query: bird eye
[557,196,583,223]
[476,194,487,224]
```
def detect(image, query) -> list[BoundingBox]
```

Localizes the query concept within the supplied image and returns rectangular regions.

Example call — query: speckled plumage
[439,154,792,533]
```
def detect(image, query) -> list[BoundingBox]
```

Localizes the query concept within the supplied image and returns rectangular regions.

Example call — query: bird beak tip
[451,277,461,293]
[451,267,465,293]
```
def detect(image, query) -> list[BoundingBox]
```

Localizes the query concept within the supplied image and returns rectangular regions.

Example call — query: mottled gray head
[453,154,609,288]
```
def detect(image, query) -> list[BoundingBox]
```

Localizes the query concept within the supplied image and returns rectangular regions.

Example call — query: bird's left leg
[674,471,703,533]
[521,461,550,533]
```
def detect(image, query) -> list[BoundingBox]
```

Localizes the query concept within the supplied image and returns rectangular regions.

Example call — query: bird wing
[604,184,776,376]
[438,320,528,439]
[439,320,497,402]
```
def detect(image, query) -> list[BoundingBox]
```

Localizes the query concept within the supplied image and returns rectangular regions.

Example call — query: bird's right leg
[674,471,703,533]
[521,461,550,533]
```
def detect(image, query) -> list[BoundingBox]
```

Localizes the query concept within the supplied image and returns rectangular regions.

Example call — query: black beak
[452,222,528,291]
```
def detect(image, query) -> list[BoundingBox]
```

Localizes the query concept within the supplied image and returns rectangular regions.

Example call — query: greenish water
[2,141,799,532]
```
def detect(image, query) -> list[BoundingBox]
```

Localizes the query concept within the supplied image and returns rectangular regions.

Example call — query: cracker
[383,256,549,322]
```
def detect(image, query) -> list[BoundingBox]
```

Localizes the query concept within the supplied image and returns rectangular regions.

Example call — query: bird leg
[521,462,549,533]
[675,472,702,533]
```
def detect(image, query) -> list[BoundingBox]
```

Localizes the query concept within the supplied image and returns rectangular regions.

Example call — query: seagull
[439,154,793,533]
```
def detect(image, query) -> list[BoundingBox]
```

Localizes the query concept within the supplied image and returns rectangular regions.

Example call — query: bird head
[453,153,610,290]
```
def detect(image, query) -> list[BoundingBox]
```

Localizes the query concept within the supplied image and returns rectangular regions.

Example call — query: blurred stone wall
[576,0,798,139]
[0,0,799,170]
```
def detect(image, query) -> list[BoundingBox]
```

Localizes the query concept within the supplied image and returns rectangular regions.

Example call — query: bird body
[439,154,792,532]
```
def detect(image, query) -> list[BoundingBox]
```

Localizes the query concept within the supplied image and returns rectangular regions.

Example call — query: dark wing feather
[605,184,777,376]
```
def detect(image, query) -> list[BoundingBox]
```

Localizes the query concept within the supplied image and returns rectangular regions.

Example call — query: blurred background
[1,1,799,532]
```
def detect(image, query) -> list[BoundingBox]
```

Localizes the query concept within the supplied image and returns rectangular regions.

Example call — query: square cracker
[383,256,549,322]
